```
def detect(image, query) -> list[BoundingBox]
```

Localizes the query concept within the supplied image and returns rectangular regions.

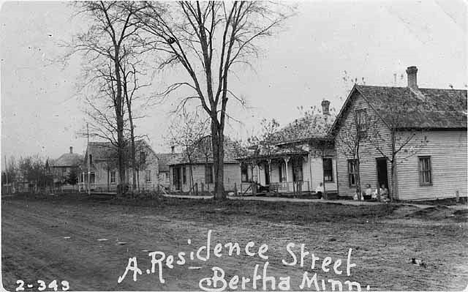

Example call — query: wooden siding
[396,130,467,200]
[335,90,467,200]
[335,91,392,197]
[82,145,160,191]
[174,163,241,193]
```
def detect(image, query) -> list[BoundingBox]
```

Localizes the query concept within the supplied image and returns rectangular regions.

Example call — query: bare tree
[247,118,281,186]
[136,1,293,199]
[72,1,146,196]
[167,109,209,194]
[335,111,369,200]
[366,93,429,201]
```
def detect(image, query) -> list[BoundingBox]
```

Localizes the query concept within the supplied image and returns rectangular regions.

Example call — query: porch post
[284,157,290,192]
[267,159,272,185]
[284,157,290,182]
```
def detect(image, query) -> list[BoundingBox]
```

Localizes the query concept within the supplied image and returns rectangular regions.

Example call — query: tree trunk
[114,51,126,197]
[212,122,225,200]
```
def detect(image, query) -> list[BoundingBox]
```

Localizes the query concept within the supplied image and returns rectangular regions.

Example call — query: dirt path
[2,196,467,291]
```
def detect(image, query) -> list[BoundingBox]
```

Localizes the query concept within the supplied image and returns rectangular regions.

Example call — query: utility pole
[87,124,91,196]
[4,155,8,195]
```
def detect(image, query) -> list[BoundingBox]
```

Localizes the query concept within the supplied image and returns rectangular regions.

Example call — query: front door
[173,167,182,191]
[264,163,270,185]
[376,158,389,189]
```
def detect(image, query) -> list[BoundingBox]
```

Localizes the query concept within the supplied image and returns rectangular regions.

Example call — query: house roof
[168,136,242,165]
[52,152,83,167]
[86,142,118,162]
[155,153,180,172]
[236,146,308,161]
[85,140,156,164]
[271,113,336,144]
[331,84,467,132]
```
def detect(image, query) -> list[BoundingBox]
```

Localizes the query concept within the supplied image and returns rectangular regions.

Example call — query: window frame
[110,171,116,184]
[145,169,152,183]
[347,159,357,187]
[418,156,432,186]
[355,108,368,138]
[323,158,334,182]
[205,164,214,184]
[140,151,146,165]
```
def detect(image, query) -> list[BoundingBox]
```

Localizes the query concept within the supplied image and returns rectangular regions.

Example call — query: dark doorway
[264,163,270,185]
[376,158,389,188]
[173,167,182,191]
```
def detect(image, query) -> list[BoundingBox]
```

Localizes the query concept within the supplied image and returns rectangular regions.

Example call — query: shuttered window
[419,156,432,186]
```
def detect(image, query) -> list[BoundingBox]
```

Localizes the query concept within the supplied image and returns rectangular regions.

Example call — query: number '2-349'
[16,280,70,291]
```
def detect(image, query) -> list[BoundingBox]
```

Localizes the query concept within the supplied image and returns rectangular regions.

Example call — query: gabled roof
[52,153,83,167]
[85,140,157,164]
[168,136,242,165]
[272,113,336,144]
[156,153,180,172]
[331,84,467,133]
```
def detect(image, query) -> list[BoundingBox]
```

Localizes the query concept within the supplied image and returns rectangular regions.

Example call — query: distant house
[50,147,83,190]
[331,66,467,201]
[155,149,180,192]
[79,140,159,192]
[168,137,242,194]
[237,100,337,196]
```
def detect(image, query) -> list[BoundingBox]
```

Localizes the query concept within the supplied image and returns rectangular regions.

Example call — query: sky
[1,0,466,165]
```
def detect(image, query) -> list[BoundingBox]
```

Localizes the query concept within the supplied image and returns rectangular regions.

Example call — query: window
[90,172,95,184]
[89,154,93,165]
[419,156,432,185]
[348,159,357,187]
[205,165,213,184]
[241,164,250,183]
[145,170,152,183]
[355,109,368,138]
[110,171,116,183]
[140,152,146,165]
[323,158,333,182]
[182,167,187,184]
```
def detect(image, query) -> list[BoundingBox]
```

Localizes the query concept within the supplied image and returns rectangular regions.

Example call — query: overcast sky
[1,0,466,163]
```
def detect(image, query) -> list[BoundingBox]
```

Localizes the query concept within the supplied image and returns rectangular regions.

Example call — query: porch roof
[236,147,308,162]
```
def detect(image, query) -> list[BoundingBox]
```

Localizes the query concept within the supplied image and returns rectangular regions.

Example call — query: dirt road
[2,194,467,291]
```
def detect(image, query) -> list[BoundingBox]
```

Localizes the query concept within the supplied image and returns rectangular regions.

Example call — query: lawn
[2,193,467,291]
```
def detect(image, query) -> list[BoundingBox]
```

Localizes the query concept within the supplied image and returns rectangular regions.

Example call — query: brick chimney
[69,146,73,154]
[406,66,418,89]
[321,100,330,115]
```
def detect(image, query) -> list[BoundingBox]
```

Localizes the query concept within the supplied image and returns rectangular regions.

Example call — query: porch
[238,150,313,196]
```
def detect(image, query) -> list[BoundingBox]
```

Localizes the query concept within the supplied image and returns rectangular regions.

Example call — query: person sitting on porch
[378,184,389,202]
[362,184,373,200]
[315,182,324,199]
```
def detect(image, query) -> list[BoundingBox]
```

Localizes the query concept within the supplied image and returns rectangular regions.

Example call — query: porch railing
[239,181,310,196]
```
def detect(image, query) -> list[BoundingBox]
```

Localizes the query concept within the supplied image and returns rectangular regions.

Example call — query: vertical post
[4,155,8,195]
[87,124,90,196]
